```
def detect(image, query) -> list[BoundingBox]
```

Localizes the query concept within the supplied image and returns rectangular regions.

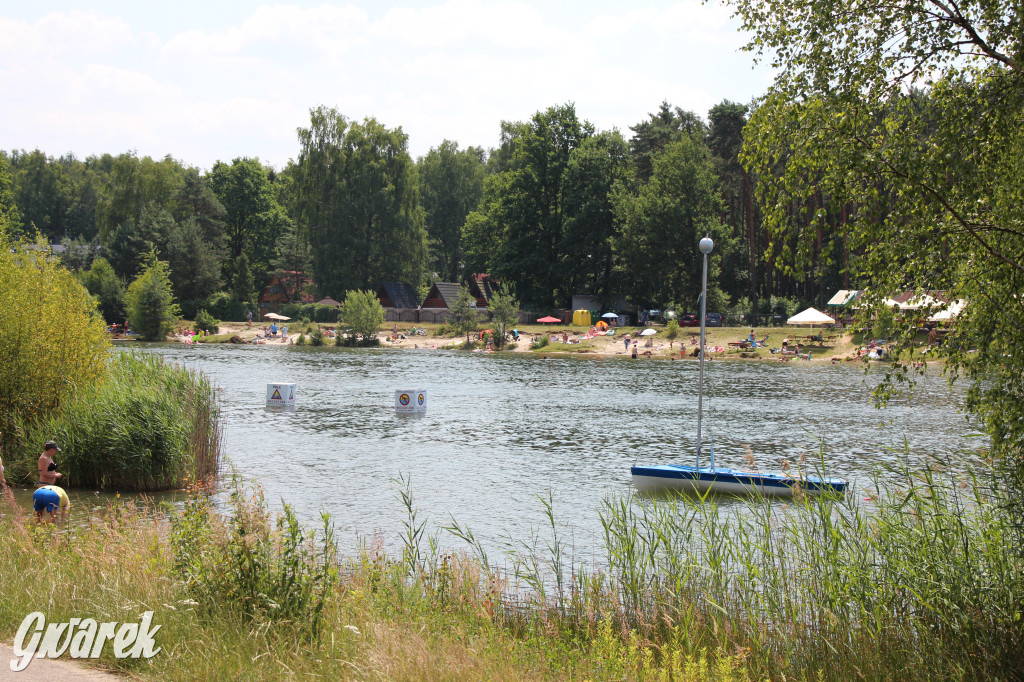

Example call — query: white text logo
[11,611,161,672]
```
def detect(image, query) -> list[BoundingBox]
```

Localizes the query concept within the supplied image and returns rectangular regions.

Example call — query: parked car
[678,313,699,327]
[705,312,723,327]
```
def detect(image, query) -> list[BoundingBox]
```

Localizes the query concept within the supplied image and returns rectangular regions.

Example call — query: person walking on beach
[247,310,253,327]
[37,440,62,488]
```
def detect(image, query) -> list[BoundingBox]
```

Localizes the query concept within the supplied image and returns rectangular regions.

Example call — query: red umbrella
[537,316,561,324]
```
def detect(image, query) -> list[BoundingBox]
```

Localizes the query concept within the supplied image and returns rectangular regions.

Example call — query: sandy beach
[168,321,883,365]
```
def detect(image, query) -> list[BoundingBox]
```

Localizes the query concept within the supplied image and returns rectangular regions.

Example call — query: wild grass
[12,351,221,491]
[0,454,1018,680]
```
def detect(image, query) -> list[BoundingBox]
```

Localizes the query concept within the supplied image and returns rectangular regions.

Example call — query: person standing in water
[37,440,62,488]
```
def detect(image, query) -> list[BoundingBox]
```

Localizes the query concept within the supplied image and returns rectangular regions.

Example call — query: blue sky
[1,1,773,170]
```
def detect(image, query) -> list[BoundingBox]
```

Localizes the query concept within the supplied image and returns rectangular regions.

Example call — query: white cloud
[0,10,135,56]
[0,2,773,168]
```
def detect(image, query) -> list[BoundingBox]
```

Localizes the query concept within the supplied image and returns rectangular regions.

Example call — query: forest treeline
[1,99,846,323]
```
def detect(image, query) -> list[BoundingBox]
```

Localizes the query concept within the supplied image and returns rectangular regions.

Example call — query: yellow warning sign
[270,388,282,401]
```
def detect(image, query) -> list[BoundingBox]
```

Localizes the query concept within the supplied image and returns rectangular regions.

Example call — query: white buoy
[394,389,427,413]
[267,382,297,409]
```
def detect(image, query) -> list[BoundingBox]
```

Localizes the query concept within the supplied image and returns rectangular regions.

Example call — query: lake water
[133,344,981,560]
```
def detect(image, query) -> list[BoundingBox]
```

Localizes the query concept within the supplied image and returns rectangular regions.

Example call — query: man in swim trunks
[33,485,70,523]
[37,440,62,488]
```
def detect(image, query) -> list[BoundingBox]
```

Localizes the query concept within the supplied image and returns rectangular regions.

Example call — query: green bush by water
[16,352,220,491]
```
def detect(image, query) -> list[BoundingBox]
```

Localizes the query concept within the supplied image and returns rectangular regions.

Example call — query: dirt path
[0,643,121,680]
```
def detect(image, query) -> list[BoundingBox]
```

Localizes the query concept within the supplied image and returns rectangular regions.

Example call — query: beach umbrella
[263,312,291,321]
[640,328,657,336]
[537,316,561,324]
[601,312,619,319]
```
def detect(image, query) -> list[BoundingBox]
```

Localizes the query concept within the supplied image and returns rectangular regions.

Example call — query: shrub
[14,352,220,490]
[204,291,243,321]
[339,290,385,342]
[170,480,337,637]
[295,333,306,346]
[309,327,325,346]
[664,320,680,339]
[0,236,109,440]
[193,309,220,335]
[78,256,126,324]
[530,335,549,350]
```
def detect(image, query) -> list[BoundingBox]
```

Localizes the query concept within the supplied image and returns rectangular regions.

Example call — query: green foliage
[293,107,427,295]
[294,333,306,346]
[0,152,23,236]
[487,284,520,349]
[125,252,180,341]
[338,289,385,342]
[208,157,290,278]
[418,140,486,282]
[733,0,1024,471]
[446,286,479,341]
[13,352,219,490]
[308,326,325,346]
[78,256,126,324]
[193,309,220,335]
[613,136,729,308]
[470,104,595,308]
[530,334,549,350]
[0,236,109,439]
[170,480,337,637]
[664,319,680,339]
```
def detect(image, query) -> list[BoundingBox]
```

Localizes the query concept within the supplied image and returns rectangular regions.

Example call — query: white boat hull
[631,464,847,498]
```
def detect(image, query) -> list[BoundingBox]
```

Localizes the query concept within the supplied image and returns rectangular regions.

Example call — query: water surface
[139,344,981,559]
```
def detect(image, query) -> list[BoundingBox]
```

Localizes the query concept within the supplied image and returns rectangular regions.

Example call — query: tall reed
[16,351,221,490]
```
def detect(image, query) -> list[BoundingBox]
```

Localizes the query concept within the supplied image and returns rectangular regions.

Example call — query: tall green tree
[732,0,1024,469]
[0,153,20,236]
[418,140,486,281]
[78,256,126,324]
[125,252,180,341]
[293,107,427,297]
[483,104,594,308]
[629,102,709,182]
[559,131,631,308]
[613,137,728,309]
[207,157,289,286]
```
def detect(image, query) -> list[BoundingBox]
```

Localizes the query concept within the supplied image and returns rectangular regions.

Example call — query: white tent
[787,307,835,327]
[928,299,966,322]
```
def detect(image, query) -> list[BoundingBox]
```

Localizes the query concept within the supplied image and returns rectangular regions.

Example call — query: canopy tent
[827,289,862,307]
[928,299,966,322]
[787,307,834,327]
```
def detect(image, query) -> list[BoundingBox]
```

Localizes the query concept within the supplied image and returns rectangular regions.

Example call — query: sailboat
[630,236,848,498]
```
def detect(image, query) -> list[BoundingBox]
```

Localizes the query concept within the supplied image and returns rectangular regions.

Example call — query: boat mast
[696,236,714,470]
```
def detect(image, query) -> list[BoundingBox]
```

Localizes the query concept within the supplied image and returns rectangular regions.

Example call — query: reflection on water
[123,344,982,559]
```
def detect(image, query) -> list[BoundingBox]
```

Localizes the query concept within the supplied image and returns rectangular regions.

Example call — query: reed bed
[15,351,221,490]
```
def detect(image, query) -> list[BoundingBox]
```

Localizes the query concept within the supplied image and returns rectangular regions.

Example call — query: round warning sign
[399,393,411,406]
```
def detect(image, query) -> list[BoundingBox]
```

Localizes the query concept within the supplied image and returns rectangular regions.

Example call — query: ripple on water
[137,344,984,560]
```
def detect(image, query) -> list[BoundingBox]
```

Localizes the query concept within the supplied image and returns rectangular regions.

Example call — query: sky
[0,1,774,171]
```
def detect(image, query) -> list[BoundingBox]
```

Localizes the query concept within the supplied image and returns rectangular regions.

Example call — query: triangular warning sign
[270,388,282,401]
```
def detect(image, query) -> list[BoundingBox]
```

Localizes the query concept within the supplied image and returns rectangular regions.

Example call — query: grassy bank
[7,352,220,491]
[1,455,1019,680]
